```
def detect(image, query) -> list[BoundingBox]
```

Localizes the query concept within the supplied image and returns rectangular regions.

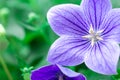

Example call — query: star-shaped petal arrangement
[47,0,120,75]
[31,65,86,80]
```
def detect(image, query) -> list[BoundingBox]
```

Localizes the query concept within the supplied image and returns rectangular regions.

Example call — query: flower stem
[0,54,13,80]
[23,73,30,80]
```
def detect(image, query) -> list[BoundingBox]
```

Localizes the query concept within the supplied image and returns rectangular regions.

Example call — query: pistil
[82,25,103,46]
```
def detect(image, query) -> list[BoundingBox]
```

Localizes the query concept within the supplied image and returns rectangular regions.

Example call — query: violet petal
[47,36,90,66]
[85,41,120,75]
[47,4,88,36]
[81,0,112,30]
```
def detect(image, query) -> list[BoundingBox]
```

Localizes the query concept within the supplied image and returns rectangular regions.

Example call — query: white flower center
[82,25,103,46]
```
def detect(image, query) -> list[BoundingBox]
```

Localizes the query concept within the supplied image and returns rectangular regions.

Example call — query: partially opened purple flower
[31,65,86,80]
[47,0,120,75]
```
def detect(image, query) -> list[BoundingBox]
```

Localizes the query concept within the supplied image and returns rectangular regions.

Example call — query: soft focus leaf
[6,19,25,40]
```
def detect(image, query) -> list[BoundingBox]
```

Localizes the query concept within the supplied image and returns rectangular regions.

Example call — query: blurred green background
[0,0,120,80]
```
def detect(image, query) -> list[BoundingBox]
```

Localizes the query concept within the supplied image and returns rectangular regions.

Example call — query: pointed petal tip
[57,65,87,80]
[47,4,77,20]
[84,41,120,75]
[85,62,118,75]
[47,3,88,36]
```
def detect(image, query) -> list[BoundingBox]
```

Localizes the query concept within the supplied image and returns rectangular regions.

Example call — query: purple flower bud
[31,65,86,80]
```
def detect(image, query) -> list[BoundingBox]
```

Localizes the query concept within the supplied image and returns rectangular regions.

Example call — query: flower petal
[31,64,86,80]
[57,65,86,80]
[81,0,112,30]
[85,41,120,75]
[47,4,88,36]
[66,76,86,80]
[47,36,90,66]
[31,65,59,80]
[100,9,120,42]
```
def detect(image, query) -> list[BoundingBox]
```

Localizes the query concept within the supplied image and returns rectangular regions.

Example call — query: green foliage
[0,0,120,80]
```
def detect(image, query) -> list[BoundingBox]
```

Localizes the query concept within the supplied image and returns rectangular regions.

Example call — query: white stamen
[91,38,95,47]
[89,24,94,34]
[82,24,103,47]
[82,35,92,39]
[96,36,103,41]
[96,29,104,34]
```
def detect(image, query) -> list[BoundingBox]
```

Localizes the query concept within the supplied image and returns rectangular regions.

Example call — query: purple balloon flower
[47,0,120,75]
[31,65,86,80]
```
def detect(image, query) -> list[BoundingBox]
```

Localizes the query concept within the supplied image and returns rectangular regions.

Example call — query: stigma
[82,25,103,47]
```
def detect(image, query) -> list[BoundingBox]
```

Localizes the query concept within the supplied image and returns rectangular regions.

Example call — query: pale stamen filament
[82,25,103,47]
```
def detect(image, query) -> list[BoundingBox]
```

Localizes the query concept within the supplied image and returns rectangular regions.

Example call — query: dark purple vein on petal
[58,8,88,32]
[88,0,94,27]
[54,12,88,34]
[73,41,91,56]
[52,40,90,61]
[101,15,120,35]
[103,32,120,40]
[101,15,116,32]
[94,43,101,68]
[87,43,95,68]
[59,41,91,63]
[52,21,86,35]
[69,7,89,31]
[102,22,120,36]
[98,0,106,29]
[93,0,97,29]
[97,42,114,73]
